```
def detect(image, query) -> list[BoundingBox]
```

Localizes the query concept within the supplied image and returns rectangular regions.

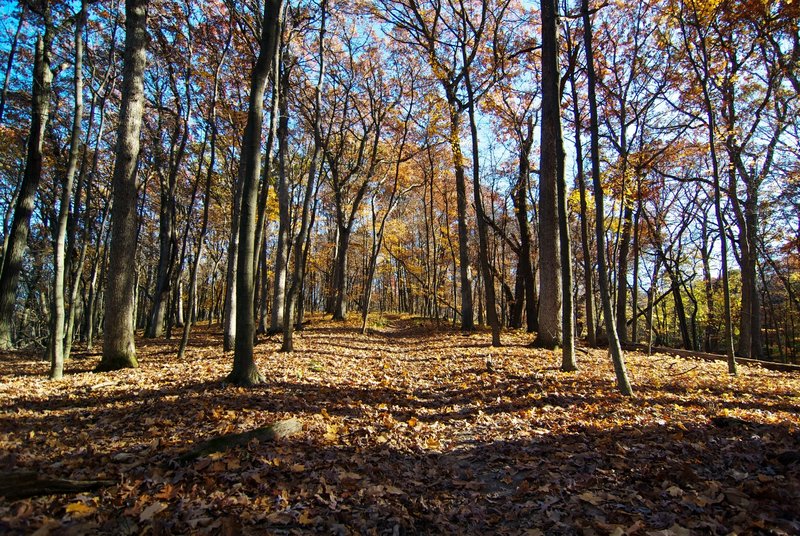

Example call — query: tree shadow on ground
[1,322,799,534]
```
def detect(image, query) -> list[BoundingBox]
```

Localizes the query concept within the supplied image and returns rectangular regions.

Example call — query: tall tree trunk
[569,79,596,346]
[0,15,53,350]
[631,196,641,343]
[228,0,284,386]
[65,59,114,360]
[615,204,633,342]
[178,30,227,360]
[270,46,290,334]
[582,0,633,395]
[97,0,149,372]
[254,51,281,277]
[85,201,111,349]
[514,120,537,333]
[737,187,762,358]
[147,105,189,339]
[443,87,474,331]
[223,174,242,351]
[464,65,500,346]
[282,0,326,353]
[331,225,351,321]
[681,9,737,372]
[556,100,576,371]
[534,0,562,348]
[51,1,86,379]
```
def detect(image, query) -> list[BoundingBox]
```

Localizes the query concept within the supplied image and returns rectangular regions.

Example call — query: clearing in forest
[0,316,799,534]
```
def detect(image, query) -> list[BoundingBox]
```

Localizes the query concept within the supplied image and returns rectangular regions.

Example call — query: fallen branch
[622,343,800,373]
[0,471,114,500]
[178,417,302,463]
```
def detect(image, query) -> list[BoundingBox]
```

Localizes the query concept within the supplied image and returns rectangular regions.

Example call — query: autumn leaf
[139,502,167,522]
[65,502,96,518]
[577,491,603,506]
[323,424,339,443]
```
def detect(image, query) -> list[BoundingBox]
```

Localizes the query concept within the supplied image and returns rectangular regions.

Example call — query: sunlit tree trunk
[583,0,633,395]
[270,53,290,334]
[567,71,596,347]
[515,122,538,333]
[51,1,86,379]
[229,0,284,386]
[464,64,500,346]
[282,0,326,352]
[677,4,736,372]
[178,29,228,361]
[443,88,475,332]
[534,0,562,348]
[254,25,283,334]
[97,0,149,372]
[556,97,576,371]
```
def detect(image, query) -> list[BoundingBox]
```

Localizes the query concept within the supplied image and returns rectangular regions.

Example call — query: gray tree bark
[97,0,149,372]
[228,0,284,386]
[282,0,326,353]
[51,1,86,379]
[582,0,633,395]
[534,0,562,349]
[0,11,53,350]
[270,66,290,332]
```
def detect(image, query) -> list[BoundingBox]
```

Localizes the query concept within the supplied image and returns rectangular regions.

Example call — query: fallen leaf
[65,502,96,518]
[577,491,603,506]
[139,502,167,522]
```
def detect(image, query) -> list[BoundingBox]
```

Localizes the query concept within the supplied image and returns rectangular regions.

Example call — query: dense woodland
[0,0,799,387]
[1,1,800,533]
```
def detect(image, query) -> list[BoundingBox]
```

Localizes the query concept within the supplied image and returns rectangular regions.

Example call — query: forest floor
[1,314,799,535]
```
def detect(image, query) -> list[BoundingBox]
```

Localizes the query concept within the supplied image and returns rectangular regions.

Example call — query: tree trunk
[615,204,633,343]
[332,225,351,321]
[0,18,53,350]
[443,88,474,331]
[514,120,537,333]
[282,0,326,352]
[223,171,242,351]
[85,205,111,349]
[253,30,282,287]
[228,0,284,387]
[177,31,227,360]
[570,81,596,347]
[583,0,633,395]
[556,100,576,371]
[270,55,290,334]
[534,0,562,349]
[97,0,149,372]
[631,196,641,343]
[463,64,500,346]
[51,1,86,380]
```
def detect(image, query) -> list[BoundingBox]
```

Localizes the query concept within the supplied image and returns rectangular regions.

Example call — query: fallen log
[0,471,114,500]
[178,417,302,463]
[622,343,800,373]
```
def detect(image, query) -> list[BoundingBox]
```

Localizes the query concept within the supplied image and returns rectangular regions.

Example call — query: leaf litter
[0,315,798,534]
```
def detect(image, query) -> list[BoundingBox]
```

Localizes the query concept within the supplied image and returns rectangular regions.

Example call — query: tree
[97,0,150,372]
[582,0,633,395]
[228,0,285,386]
[282,0,327,353]
[534,0,562,348]
[0,3,53,350]
[51,0,87,379]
